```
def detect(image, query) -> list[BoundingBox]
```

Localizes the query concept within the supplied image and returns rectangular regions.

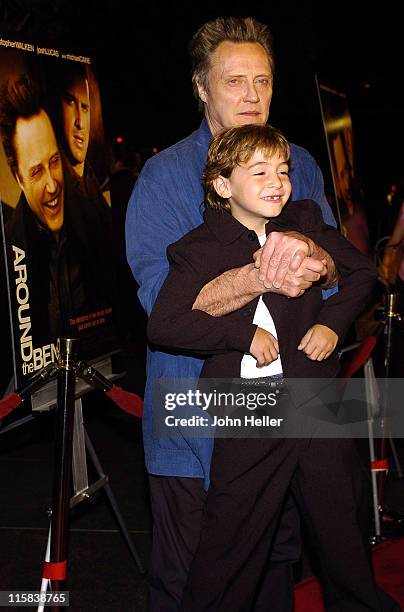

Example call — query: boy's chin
[266,205,284,218]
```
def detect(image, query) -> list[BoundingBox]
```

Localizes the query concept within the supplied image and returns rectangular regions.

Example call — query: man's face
[198,41,273,135]
[14,110,64,234]
[62,78,90,175]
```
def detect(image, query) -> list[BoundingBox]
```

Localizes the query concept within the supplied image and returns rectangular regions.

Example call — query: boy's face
[214,149,291,233]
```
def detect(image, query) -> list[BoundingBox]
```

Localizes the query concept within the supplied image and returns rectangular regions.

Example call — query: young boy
[148,126,394,611]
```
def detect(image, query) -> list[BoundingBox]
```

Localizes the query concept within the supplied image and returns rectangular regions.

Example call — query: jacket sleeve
[296,201,378,341]
[147,241,257,357]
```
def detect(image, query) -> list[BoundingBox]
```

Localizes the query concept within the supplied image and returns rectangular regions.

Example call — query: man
[49,63,119,348]
[0,73,116,362]
[60,66,90,179]
[126,17,338,611]
[48,63,111,207]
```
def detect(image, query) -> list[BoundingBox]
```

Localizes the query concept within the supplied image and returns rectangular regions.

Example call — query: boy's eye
[253,172,265,176]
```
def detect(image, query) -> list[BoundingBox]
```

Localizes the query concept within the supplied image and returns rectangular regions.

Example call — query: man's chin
[237,114,265,126]
[43,208,64,234]
[72,151,86,165]
[46,220,63,235]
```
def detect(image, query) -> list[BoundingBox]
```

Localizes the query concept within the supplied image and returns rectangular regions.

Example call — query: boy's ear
[213,175,231,199]
[196,80,208,104]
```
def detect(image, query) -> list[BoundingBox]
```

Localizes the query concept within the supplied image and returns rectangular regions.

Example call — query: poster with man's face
[317,82,370,256]
[0,38,118,390]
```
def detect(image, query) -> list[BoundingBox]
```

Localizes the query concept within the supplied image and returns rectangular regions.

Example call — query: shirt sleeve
[125,165,191,316]
[294,146,337,228]
[147,241,257,357]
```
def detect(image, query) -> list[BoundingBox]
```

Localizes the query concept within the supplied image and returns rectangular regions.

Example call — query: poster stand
[1,338,145,611]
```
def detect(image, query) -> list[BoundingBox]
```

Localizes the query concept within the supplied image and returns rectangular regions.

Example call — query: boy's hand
[298,324,338,361]
[249,327,279,367]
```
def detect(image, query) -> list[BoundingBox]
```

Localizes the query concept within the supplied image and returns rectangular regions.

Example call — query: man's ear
[213,175,231,199]
[196,80,208,104]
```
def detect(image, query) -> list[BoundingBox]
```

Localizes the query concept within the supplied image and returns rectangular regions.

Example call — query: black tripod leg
[48,339,78,611]
[83,428,146,575]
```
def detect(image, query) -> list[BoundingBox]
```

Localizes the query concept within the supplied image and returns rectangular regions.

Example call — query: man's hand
[255,247,327,297]
[255,232,313,289]
[249,327,279,367]
[254,231,337,292]
[297,324,338,361]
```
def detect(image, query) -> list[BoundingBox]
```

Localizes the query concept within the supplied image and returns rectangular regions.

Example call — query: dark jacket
[4,168,117,385]
[148,200,378,380]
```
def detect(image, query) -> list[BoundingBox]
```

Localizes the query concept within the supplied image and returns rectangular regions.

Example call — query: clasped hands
[254,231,327,298]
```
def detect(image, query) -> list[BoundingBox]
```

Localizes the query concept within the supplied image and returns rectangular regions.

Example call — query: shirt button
[247,232,256,241]
[243,307,253,317]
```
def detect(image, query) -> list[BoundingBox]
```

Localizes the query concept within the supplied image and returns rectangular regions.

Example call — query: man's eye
[31,167,42,179]
[256,78,270,86]
[228,79,240,86]
[279,171,289,176]
[63,95,75,105]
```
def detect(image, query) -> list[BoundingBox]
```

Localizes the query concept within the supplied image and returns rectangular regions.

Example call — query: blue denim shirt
[126,119,337,488]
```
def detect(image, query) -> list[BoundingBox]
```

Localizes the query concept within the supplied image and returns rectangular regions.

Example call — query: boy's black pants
[180,437,400,612]
[147,474,299,612]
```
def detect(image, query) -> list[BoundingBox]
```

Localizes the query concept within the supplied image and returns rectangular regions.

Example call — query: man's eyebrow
[225,72,271,78]
[63,91,77,101]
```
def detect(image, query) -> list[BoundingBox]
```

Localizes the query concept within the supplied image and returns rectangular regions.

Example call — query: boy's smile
[215,149,292,234]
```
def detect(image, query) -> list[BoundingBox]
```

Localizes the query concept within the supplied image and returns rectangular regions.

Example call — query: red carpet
[294,538,404,610]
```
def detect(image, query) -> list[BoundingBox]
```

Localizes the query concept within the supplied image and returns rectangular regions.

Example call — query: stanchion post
[377,292,401,507]
[48,338,79,610]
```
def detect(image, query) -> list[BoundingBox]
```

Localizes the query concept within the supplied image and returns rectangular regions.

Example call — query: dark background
[1,0,402,223]
[1,4,403,607]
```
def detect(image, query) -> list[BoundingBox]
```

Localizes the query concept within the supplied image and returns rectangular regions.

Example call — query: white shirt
[240,234,283,378]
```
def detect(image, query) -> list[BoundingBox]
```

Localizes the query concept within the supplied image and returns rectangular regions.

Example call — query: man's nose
[243,80,259,103]
[74,104,83,129]
[45,169,57,194]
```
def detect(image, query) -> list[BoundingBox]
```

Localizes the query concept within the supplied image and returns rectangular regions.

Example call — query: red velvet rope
[42,560,67,580]
[105,385,143,417]
[339,336,377,378]
[0,392,22,418]
[371,459,389,472]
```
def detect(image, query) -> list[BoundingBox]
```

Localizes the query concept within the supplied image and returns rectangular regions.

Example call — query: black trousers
[180,437,400,612]
[147,474,300,612]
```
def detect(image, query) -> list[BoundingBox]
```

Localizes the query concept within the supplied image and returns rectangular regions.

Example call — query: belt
[239,376,285,389]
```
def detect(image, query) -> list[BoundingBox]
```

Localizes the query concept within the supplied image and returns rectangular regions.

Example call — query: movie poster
[0,37,118,389]
[316,80,370,256]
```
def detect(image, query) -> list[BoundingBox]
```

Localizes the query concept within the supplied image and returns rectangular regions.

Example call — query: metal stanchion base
[1,337,146,611]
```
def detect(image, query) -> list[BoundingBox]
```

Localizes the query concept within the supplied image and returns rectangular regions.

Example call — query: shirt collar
[203,207,252,245]
[195,117,213,148]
